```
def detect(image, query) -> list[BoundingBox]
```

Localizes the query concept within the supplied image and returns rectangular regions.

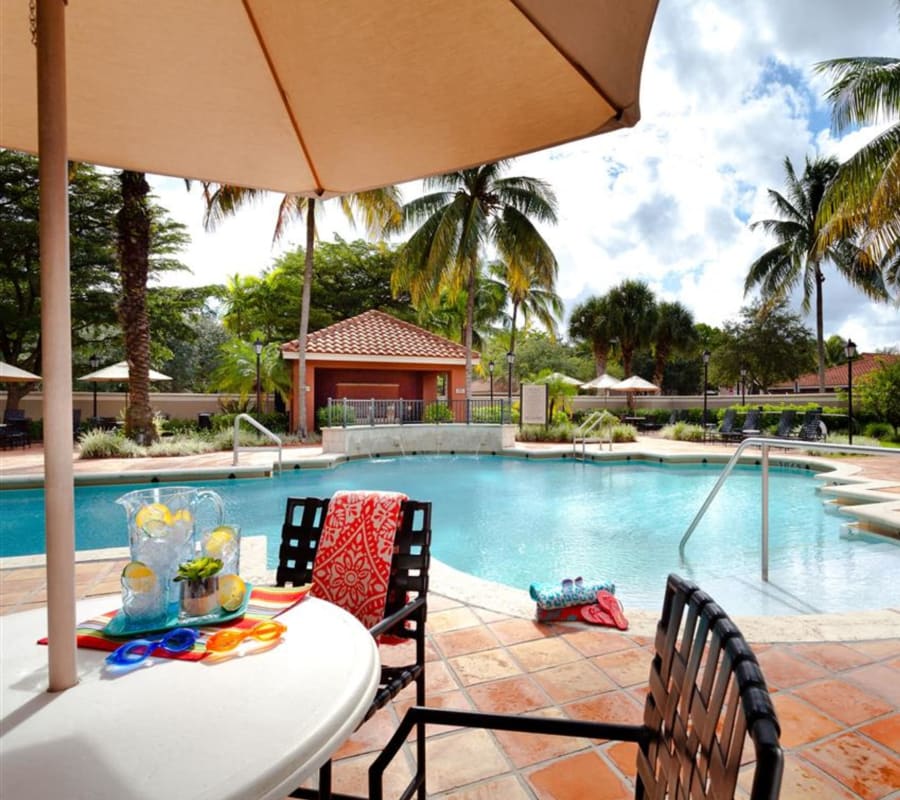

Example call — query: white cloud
[152,0,900,352]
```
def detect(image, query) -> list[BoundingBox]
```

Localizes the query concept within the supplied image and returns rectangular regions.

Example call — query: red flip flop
[579,603,616,627]
[596,590,629,630]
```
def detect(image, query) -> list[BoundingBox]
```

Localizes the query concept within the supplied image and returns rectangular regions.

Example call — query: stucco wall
[321,423,515,456]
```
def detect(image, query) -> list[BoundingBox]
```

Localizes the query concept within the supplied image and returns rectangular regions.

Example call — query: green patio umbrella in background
[0,0,659,689]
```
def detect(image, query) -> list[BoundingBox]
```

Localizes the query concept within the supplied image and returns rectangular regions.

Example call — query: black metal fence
[323,398,513,427]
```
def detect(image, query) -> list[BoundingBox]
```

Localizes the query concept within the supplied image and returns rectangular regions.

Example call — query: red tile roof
[281,310,474,361]
[770,353,899,390]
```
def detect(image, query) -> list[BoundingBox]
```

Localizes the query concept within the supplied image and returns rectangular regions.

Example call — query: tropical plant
[174,556,223,582]
[856,357,900,436]
[390,161,558,399]
[814,4,900,285]
[211,337,291,408]
[568,294,615,376]
[605,279,658,376]
[651,301,697,387]
[415,270,505,346]
[533,369,577,421]
[745,155,888,390]
[487,245,562,354]
[202,184,402,437]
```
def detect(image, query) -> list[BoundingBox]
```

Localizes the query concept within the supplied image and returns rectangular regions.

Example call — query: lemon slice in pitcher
[134,503,173,537]
[218,574,247,612]
[121,561,157,593]
[204,525,237,559]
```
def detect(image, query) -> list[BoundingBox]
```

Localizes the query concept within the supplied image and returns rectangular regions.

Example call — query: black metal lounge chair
[737,408,764,440]
[369,573,783,800]
[772,409,796,438]
[277,495,432,800]
[713,408,738,442]
[792,408,825,442]
[1,409,30,448]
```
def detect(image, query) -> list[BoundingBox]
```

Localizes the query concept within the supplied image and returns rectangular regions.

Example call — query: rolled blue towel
[529,579,615,610]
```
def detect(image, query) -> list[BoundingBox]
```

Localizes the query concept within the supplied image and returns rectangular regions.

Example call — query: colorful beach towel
[311,490,407,630]
[39,585,310,662]
[529,579,615,610]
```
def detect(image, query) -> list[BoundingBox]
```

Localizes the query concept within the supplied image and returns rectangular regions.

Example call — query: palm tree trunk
[653,347,667,388]
[593,342,608,376]
[464,263,475,400]
[118,170,157,444]
[815,264,826,392]
[297,199,315,438]
[509,301,520,356]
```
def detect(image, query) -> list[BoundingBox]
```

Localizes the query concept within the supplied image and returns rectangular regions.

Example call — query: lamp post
[253,338,263,414]
[89,353,99,419]
[740,365,747,406]
[845,338,857,444]
[702,350,710,434]
[488,360,495,406]
[506,351,515,422]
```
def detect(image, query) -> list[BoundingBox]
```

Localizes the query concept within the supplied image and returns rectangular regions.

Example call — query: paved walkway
[2,439,899,798]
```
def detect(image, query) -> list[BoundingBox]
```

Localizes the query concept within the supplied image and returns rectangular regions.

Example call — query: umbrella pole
[38,0,78,691]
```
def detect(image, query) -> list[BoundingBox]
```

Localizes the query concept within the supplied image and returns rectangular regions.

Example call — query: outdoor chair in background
[738,407,764,441]
[772,409,796,439]
[792,408,825,442]
[276,494,432,800]
[2,408,31,447]
[713,408,738,442]
[369,573,783,800]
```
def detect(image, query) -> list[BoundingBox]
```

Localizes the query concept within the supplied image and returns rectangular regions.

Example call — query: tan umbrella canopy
[2,0,659,196]
[536,372,583,386]
[0,0,659,690]
[580,373,622,391]
[610,374,660,411]
[0,362,42,382]
[78,361,171,383]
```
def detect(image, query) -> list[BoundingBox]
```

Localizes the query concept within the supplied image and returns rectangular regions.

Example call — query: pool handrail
[573,410,615,457]
[232,414,282,473]
[679,437,900,581]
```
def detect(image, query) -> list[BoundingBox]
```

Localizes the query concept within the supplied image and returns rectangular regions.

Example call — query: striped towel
[39,585,310,662]
[311,490,407,630]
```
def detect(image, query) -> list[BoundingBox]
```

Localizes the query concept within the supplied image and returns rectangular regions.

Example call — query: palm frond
[814,56,900,132]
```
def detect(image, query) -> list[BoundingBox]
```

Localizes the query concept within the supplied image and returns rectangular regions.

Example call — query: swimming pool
[2,455,897,615]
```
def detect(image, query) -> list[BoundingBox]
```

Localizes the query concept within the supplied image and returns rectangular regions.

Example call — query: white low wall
[321,424,516,456]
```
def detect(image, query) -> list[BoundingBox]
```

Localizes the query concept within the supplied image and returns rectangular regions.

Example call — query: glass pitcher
[116,486,225,613]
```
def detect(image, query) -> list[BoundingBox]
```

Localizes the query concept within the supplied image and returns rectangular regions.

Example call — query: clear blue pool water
[2,455,897,615]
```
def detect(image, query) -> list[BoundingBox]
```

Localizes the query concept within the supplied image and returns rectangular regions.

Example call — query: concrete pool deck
[2,438,900,797]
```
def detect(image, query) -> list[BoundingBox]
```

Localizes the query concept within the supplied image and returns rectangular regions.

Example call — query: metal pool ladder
[232,413,283,473]
[679,437,899,581]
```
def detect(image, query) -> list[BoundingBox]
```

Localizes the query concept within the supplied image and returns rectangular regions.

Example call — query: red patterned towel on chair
[311,490,408,630]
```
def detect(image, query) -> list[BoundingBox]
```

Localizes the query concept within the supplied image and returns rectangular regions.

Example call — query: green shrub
[78,429,141,459]
[661,422,705,442]
[144,436,217,457]
[211,411,288,433]
[163,417,199,435]
[472,404,506,423]
[317,404,357,428]
[610,423,637,443]
[863,421,893,440]
[517,423,574,442]
[423,402,453,423]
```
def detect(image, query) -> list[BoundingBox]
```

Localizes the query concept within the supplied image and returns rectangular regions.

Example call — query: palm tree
[390,161,558,398]
[605,279,658,376]
[814,6,900,283]
[651,301,697,388]
[415,270,505,347]
[746,155,888,390]
[568,295,615,376]
[487,253,562,355]
[117,170,157,444]
[203,185,401,437]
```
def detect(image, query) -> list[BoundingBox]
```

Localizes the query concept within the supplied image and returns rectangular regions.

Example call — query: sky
[149,0,900,353]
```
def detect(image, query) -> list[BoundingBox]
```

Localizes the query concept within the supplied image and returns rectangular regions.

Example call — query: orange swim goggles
[205,619,287,653]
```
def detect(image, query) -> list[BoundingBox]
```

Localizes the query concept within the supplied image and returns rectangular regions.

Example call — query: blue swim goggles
[106,627,199,666]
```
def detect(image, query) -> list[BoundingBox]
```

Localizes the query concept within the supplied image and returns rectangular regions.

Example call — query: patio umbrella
[610,374,660,411]
[78,361,171,383]
[580,373,622,391]
[0,362,42,382]
[0,0,659,689]
[536,372,583,386]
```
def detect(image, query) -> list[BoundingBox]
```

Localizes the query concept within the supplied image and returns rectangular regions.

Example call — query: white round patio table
[0,594,379,800]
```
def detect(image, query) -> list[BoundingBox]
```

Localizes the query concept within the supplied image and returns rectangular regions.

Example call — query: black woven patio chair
[369,573,783,800]
[277,495,432,800]
[713,408,738,442]
[772,409,796,438]
[737,407,764,440]
[792,408,825,442]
